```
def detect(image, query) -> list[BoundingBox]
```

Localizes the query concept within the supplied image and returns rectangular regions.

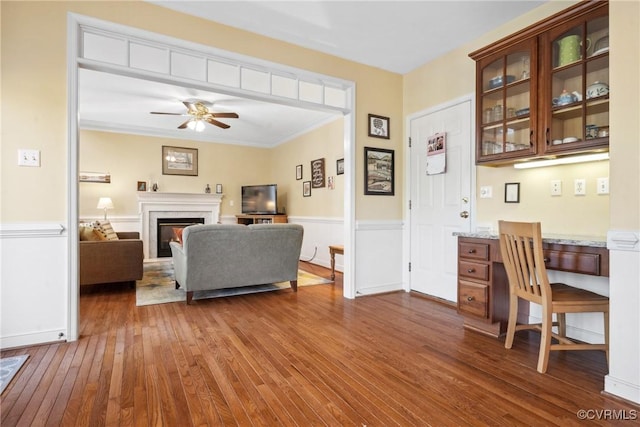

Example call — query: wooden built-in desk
[455,233,608,337]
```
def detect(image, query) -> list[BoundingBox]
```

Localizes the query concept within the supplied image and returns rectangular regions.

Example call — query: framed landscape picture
[364,147,394,195]
[162,146,198,176]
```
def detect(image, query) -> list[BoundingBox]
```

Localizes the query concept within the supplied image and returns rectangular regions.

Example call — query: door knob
[460,211,469,218]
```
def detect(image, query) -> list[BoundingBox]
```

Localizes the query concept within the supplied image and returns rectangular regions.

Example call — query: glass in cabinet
[477,39,536,163]
[544,12,608,153]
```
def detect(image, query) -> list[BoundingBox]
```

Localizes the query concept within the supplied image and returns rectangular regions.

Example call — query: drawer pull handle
[467,296,475,302]
[467,269,475,273]
[544,257,550,262]
[468,249,476,253]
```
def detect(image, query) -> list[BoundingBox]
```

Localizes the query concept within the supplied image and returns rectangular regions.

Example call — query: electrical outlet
[574,178,586,195]
[480,186,493,198]
[550,180,562,196]
[597,177,610,194]
[229,200,234,207]
[18,149,40,167]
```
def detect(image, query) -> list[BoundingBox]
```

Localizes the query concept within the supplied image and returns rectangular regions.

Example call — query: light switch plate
[574,178,586,195]
[18,149,40,167]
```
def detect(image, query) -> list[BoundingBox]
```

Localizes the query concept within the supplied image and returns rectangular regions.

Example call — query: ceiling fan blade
[182,101,196,112]
[211,112,239,119]
[205,117,230,129]
[150,111,183,115]
[177,119,192,129]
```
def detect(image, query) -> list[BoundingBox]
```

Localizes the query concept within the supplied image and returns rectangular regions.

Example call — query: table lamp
[97,197,114,220]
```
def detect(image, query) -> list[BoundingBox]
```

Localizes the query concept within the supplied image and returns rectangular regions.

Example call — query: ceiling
[80,1,546,146]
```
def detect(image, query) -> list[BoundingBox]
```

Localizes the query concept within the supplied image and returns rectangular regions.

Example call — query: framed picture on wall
[303,181,311,197]
[162,146,198,176]
[505,182,520,203]
[137,181,147,191]
[368,114,390,139]
[336,158,345,175]
[364,147,394,195]
[311,158,325,188]
[296,164,303,180]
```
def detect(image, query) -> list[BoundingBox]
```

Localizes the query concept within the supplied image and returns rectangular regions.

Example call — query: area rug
[136,260,333,306]
[0,355,28,394]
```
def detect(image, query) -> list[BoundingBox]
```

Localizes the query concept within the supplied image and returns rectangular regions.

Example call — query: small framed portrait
[303,181,311,197]
[368,114,390,139]
[296,164,303,180]
[336,158,345,175]
[505,182,520,203]
[216,184,223,194]
[137,181,147,192]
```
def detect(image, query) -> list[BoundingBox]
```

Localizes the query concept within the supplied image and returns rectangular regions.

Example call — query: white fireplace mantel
[138,192,223,259]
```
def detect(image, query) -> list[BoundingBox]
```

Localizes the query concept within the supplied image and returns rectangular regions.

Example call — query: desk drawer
[544,250,600,276]
[459,242,490,261]
[458,280,488,318]
[459,261,490,281]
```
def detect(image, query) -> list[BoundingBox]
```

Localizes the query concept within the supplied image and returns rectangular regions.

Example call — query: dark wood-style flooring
[1,262,638,426]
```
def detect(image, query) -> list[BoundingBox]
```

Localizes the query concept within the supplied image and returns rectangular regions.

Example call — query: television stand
[236,214,288,225]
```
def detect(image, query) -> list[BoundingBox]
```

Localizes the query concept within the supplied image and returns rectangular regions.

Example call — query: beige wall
[271,118,345,217]
[609,0,640,230]
[401,0,635,237]
[79,131,272,218]
[0,1,403,224]
[80,117,344,220]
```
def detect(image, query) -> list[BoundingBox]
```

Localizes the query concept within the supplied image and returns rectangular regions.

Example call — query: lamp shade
[96,197,114,210]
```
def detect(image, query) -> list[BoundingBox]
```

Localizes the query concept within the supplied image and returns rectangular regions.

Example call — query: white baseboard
[1,328,67,350]
[604,375,640,405]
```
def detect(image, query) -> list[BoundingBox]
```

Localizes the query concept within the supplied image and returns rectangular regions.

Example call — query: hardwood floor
[2,262,638,426]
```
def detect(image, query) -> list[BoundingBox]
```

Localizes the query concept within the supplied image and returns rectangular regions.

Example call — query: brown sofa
[80,231,144,286]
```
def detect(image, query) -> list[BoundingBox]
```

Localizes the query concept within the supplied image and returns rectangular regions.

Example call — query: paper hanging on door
[426,132,446,175]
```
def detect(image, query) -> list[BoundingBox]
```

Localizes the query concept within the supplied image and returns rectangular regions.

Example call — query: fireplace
[156,217,204,257]
[137,192,223,259]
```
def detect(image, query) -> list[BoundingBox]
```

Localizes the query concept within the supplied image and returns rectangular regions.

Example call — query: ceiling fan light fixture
[187,119,205,132]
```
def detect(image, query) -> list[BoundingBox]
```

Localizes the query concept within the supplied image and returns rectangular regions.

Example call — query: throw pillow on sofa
[79,224,105,241]
[93,220,119,241]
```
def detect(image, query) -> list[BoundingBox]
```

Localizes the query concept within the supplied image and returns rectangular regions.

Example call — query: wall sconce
[96,197,114,220]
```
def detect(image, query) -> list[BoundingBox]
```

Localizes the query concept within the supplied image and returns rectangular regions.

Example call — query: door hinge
[409,137,412,148]
[408,262,412,272]
[409,200,412,210]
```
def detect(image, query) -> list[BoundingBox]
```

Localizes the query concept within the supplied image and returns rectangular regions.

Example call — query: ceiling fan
[151,101,239,131]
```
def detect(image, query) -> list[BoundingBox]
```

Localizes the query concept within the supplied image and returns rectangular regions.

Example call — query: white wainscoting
[354,220,404,296]
[288,216,345,271]
[605,230,640,404]
[220,215,347,274]
[0,223,69,349]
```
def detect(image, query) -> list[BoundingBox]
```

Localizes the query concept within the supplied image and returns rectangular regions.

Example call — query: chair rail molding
[0,223,66,238]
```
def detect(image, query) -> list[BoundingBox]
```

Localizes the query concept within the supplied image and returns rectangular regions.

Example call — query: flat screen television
[241,184,278,215]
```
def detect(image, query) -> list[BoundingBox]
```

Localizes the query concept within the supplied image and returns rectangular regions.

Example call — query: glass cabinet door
[545,12,608,151]
[477,40,535,162]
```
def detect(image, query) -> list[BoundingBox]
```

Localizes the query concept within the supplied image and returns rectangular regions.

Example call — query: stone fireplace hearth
[138,192,222,259]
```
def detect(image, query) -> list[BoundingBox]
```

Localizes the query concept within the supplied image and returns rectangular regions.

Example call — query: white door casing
[408,98,474,301]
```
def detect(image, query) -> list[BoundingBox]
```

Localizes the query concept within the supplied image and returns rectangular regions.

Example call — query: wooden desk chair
[498,220,609,373]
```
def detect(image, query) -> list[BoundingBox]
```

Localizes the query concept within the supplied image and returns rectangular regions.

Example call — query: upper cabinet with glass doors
[470,0,608,166]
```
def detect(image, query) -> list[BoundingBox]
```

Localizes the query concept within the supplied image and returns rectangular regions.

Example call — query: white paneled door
[409,99,472,301]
